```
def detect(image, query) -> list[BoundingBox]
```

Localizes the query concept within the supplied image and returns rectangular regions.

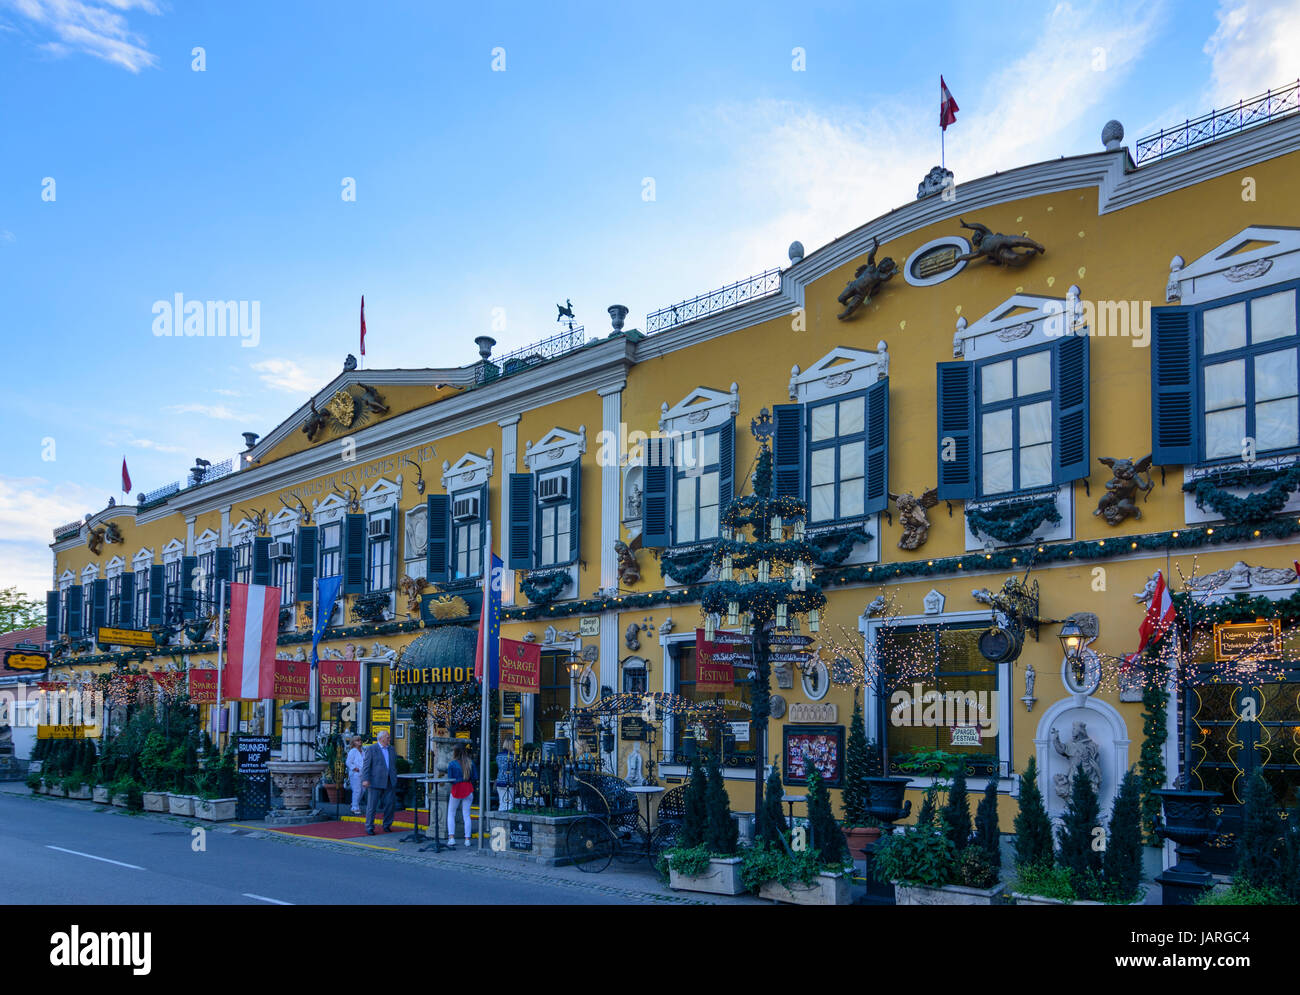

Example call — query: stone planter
[66,785,93,801]
[194,797,238,821]
[1012,891,1146,906]
[895,881,1005,905]
[668,855,747,896]
[265,760,327,826]
[168,793,196,816]
[111,792,130,808]
[759,871,851,906]
[142,790,168,812]
[483,810,587,866]
[93,785,111,804]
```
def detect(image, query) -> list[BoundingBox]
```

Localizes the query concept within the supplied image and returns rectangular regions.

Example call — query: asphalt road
[0,789,639,905]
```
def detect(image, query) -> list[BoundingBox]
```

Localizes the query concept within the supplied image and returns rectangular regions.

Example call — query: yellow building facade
[44,107,1300,870]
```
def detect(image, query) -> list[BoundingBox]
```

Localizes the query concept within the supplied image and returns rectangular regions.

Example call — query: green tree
[915,783,939,829]
[0,586,45,634]
[1103,768,1144,903]
[703,751,738,855]
[804,766,846,865]
[1013,755,1053,871]
[942,763,971,851]
[1138,672,1169,844]
[757,763,787,845]
[841,695,874,826]
[679,752,708,849]
[1056,767,1103,900]
[1236,770,1284,893]
[973,775,1000,871]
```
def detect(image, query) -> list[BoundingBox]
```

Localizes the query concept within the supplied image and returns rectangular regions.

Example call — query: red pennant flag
[121,458,132,495]
[360,295,366,357]
[940,76,959,131]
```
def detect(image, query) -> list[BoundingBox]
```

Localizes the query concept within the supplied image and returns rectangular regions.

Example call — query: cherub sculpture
[890,487,938,550]
[1094,455,1154,526]
[86,524,105,556]
[302,398,329,441]
[357,383,388,415]
[955,219,1045,267]
[613,539,641,587]
[836,237,897,320]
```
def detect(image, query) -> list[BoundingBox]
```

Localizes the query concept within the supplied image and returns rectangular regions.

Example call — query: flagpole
[311,576,320,737]
[479,519,492,850]
[215,579,227,750]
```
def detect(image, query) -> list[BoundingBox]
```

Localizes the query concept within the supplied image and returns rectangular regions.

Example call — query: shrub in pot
[840,698,882,857]
[667,752,745,895]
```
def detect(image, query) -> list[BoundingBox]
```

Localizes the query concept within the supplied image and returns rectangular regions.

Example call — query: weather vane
[556,298,576,331]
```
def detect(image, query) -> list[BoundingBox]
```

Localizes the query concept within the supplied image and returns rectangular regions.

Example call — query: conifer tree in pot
[1013,755,1053,872]
[1056,767,1103,901]
[839,695,881,858]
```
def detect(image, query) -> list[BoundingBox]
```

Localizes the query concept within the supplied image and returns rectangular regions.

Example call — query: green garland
[806,526,873,566]
[1182,466,1300,525]
[519,569,571,606]
[966,496,1062,544]
[1138,667,1169,846]
[659,543,720,585]
[1171,589,1300,627]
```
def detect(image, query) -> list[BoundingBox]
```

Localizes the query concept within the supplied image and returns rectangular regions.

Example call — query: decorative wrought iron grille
[53,521,82,539]
[140,481,180,506]
[1134,80,1300,165]
[645,268,782,334]
[473,325,586,385]
[195,457,235,486]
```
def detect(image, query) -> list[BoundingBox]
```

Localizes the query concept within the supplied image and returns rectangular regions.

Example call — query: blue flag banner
[475,554,503,689]
[312,575,343,669]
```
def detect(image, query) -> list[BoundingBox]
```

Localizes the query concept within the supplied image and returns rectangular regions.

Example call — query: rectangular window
[672,430,720,543]
[318,523,341,580]
[808,394,866,522]
[233,541,252,584]
[453,497,482,580]
[107,573,122,629]
[976,347,1053,497]
[1201,288,1299,460]
[533,651,570,744]
[671,642,753,767]
[164,560,181,623]
[60,586,69,636]
[134,569,149,628]
[537,477,572,568]
[876,623,999,775]
[198,550,215,616]
[367,516,392,592]
[271,535,294,607]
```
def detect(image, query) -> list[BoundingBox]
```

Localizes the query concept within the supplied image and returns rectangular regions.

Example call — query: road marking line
[46,845,143,870]
[244,893,292,905]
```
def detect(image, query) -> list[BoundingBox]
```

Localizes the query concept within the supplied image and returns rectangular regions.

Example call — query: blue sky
[2,0,1297,600]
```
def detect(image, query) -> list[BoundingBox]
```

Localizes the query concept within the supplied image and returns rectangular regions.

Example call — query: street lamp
[1058,618,1087,684]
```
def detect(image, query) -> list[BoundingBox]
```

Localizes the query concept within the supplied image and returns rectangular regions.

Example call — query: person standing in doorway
[346,735,365,815]
[361,730,398,834]
[446,743,477,847]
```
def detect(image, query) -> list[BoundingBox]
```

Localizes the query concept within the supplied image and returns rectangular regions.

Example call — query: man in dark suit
[361,729,398,834]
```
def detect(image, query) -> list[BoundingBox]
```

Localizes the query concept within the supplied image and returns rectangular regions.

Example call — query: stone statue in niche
[1052,720,1102,801]
[624,479,643,521]
[890,487,939,549]
[1094,455,1154,526]
[836,237,898,320]
[954,219,1045,267]
[626,742,645,786]
[1024,664,1036,700]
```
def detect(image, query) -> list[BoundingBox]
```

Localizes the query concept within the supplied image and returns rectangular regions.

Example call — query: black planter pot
[1153,789,1221,906]
[861,777,913,906]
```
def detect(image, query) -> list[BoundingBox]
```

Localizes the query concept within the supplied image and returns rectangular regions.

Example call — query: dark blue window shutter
[252,536,271,586]
[342,514,367,594]
[148,564,165,624]
[642,436,671,548]
[1053,335,1090,483]
[864,378,890,514]
[1151,305,1198,465]
[772,404,804,500]
[568,460,582,565]
[936,362,976,500]
[46,590,59,640]
[180,557,198,619]
[117,572,134,627]
[92,578,108,634]
[426,494,450,584]
[68,585,83,638]
[718,417,736,512]
[295,526,318,602]
[215,546,233,588]
[510,472,535,570]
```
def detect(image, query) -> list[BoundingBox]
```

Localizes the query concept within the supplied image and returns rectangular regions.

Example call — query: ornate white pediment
[1168,225,1300,305]
[195,528,220,554]
[268,507,298,534]
[788,345,887,402]
[659,384,739,433]
[132,547,154,569]
[954,290,1082,361]
[524,426,587,471]
[81,564,98,583]
[442,450,494,492]
[360,477,401,513]
[311,493,349,523]
[59,569,75,585]
[104,556,125,578]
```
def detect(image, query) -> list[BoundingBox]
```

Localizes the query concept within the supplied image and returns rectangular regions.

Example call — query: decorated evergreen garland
[965,495,1061,544]
[519,569,571,605]
[1182,466,1300,525]
[806,525,873,566]
[659,543,719,585]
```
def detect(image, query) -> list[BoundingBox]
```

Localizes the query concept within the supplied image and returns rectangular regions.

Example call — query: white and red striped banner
[223,583,280,700]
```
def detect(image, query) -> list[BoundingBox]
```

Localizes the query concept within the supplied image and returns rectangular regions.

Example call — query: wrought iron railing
[645,268,782,334]
[139,481,180,506]
[52,520,82,538]
[474,325,586,385]
[1134,79,1300,165]
[187,456,235,488]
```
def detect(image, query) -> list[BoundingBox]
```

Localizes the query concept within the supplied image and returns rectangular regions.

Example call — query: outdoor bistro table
[418,777,455,853]
[626,785,665,848]
[781,793,807,827]
[397,773,432,843]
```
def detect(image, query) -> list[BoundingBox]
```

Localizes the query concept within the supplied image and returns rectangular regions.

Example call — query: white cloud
[127,436,184,453]
[0,475,105,599]
[5,0,160,73]
[0,230,14,242]
[212,388,240,397]
[1204,0,1300,105]
[250,358,331,395]
[164,403,243,421]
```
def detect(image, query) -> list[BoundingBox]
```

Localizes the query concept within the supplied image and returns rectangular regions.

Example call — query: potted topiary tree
[840,696,881,859]
[194,743,238,821]
[140,731,171,812]
[667,751,747,895]
[757,767,853,905]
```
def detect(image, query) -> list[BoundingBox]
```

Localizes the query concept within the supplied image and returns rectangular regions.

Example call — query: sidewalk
[2,782,769,905]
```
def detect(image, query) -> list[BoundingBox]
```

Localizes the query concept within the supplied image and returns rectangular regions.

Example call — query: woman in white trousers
[446,744,476,846]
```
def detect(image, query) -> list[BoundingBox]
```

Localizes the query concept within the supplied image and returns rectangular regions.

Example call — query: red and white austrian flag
[1136,570,1176,655]
[224,583,280,700]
